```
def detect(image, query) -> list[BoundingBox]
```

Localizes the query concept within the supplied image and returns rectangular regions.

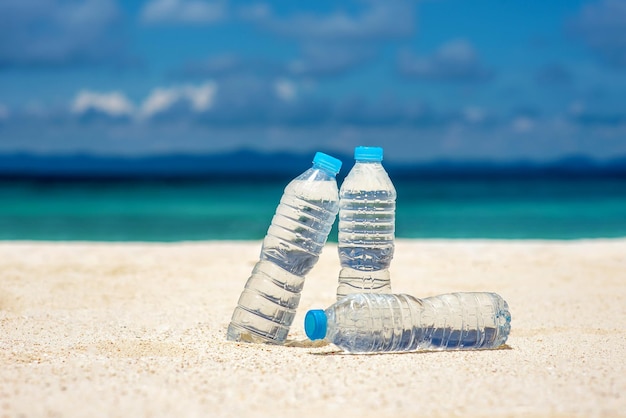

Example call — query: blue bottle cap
[313,152,342,174]
[354,146,383,162]
[304,309,327,340]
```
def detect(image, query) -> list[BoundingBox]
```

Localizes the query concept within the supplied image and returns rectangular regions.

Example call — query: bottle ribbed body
[337,161,396,300]
[324,292,511,353]
[227,164,340,344]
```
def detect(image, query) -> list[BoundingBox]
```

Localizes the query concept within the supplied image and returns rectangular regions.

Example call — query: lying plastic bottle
[305,292,511,353]
[227,152,342,344]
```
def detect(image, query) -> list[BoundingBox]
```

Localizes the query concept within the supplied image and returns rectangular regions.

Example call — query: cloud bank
[0,0,625,162]
[570,0,626,68]
[1,77,624,161]
[0,0,126,69]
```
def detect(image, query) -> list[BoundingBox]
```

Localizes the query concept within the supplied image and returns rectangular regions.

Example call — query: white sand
[1,239,625,417]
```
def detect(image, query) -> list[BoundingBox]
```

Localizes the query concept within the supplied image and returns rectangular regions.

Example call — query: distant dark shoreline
[1,171,625,183]
[1,150,625,181]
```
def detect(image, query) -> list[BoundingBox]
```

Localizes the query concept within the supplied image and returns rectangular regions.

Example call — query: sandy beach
[1,239,625,417]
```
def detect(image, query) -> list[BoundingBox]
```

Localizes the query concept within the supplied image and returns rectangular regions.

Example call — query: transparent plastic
[305,292,511,353]
[337,147,396,300]
[227,152,341,344]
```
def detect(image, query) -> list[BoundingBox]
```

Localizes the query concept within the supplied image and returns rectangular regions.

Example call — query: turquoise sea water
[1,177,625,241]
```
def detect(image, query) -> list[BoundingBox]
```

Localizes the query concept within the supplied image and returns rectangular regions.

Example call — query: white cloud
[24,101,47,118]
[69,82,217,120]
[463,106,485,123]
[237,3,270,21]
[140,82,217,118]
[287,44,373,77]
[569,101,585,116]
[398,39,494,82]
[512,116,535,133]
[186,82,218,111]
[140,89,179,118]
[141,0,226,24]
[246,1,414,41]
[0,103,9,120]
[274,79,297,102]
[71,90,135,116]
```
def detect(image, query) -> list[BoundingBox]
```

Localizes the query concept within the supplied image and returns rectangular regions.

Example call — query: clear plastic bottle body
[309,292,511,353]
[337,160,396,300]
[227,160,340,344]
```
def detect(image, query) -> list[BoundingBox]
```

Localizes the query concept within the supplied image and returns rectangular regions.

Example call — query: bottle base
[226,322,286,345]
[336,268,391,300]
[226,306,290,344]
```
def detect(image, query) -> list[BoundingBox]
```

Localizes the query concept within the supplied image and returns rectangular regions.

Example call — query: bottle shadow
[283,338,330,349]
[305,343,513,356]
[233,336,513,355]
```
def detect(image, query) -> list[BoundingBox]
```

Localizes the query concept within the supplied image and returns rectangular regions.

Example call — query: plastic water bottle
[227,152,342,344]
[337,146,396,300]
[305,292,511,353]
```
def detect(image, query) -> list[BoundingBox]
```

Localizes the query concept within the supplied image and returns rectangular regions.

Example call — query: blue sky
[1,0,625,162]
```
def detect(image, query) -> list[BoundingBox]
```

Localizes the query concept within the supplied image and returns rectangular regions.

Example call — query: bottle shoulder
[294,166,338,182]
[340,163,396,195]
[284,167,339,201]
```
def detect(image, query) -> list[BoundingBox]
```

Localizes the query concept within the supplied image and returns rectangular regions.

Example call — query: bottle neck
[355,159,382,164]
[312,163,338,176]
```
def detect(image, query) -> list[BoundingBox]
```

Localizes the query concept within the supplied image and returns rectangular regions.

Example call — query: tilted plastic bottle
[227,152,342,344]
[305,292,511,353]
[337,146,396,300]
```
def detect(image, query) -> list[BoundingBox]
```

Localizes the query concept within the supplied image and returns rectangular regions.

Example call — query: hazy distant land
[1,151,625,179]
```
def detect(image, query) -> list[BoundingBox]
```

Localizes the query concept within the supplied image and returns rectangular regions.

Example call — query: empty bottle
[337,146,396,300]
[227,152,342,344]
[305,292,511,353]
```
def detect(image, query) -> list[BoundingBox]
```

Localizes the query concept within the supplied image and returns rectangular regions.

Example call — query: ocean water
[0,176,625,241]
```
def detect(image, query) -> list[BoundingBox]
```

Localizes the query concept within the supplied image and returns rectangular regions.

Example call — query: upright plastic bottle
[305,292,511,353]
[227,152,342,344]
[337,146,396,300]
